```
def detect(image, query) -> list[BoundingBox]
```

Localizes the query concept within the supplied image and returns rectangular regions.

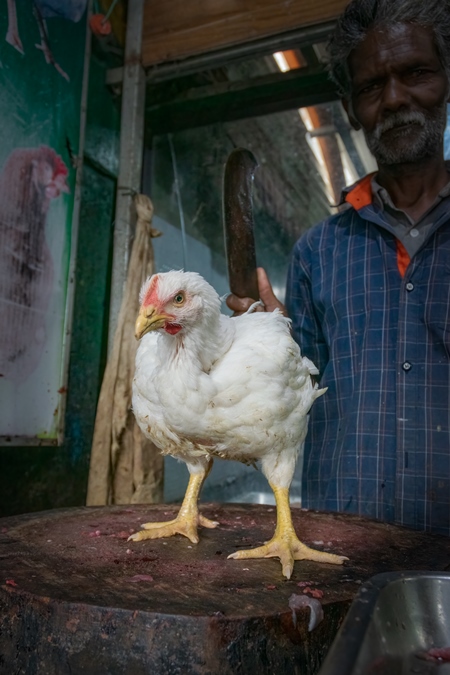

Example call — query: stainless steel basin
[318,571,450,675]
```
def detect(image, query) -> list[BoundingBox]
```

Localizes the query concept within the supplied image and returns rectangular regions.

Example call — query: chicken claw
[128,514,219,544]
[128,513,218,545]
[128,467,218,545]
[228,484,348,579]
[141,514,218,530]
[228,534,347,580]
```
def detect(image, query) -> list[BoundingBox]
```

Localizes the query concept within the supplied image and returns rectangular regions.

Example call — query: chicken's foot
[228,484,348,579]
[129,468,218,545]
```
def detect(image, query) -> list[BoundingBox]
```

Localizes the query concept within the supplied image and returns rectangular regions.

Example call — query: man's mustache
[373,111,427,139]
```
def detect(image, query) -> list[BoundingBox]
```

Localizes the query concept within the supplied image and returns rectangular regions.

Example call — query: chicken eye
[173,292,185,305]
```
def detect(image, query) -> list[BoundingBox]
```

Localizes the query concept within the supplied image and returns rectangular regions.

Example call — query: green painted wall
[0,51,120,516]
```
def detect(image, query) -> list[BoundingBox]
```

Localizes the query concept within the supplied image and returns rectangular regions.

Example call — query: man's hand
[226,267,287,316]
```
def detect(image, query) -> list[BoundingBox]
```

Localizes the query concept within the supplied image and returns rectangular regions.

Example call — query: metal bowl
[318,571,450,675]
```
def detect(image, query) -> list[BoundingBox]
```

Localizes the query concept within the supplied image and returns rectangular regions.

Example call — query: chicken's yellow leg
[129,462,218,545]
[228,483,348,579]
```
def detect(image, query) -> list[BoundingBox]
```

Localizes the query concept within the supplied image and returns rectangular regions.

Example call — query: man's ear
[342,97,361,130]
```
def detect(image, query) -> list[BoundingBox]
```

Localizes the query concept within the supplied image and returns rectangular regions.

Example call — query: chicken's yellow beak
[135,306,170,339]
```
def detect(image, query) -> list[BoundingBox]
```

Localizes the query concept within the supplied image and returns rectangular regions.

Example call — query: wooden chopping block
[1,504,449,675]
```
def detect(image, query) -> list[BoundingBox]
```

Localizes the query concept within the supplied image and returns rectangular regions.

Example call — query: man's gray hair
[328,0,450,97]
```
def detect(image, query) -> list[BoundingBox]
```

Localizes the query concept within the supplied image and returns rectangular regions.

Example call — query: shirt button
[402,361,412,371]
[406,282,414,291]
[410,228,419,238]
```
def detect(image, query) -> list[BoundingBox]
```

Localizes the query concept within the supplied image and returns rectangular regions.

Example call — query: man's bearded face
[363,104,448,165]
[346,23,450,168]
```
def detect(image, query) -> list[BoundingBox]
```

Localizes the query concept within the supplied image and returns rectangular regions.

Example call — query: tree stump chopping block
[1,504,450,675]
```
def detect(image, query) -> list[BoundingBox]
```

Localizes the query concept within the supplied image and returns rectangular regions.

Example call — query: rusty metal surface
[223,148,259,301]
[1,504,450,675]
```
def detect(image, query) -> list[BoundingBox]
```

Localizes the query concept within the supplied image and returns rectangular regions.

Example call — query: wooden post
[108,0,146,348]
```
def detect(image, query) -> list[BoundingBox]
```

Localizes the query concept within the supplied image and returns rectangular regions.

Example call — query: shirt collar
[341,161,450,212]
[341,173,376,210]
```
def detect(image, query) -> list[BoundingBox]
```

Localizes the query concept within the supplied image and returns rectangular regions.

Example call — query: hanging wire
[101,0,120,24]
[168,133,188,270]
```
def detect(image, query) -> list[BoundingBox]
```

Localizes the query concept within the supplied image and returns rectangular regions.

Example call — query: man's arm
[286,239,329,376]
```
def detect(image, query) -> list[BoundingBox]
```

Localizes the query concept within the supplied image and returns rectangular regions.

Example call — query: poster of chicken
[0,1,88,443]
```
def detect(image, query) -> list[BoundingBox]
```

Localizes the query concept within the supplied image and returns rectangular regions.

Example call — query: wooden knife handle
[223,148,259,300]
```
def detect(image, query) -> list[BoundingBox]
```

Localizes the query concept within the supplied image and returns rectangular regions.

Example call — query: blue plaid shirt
[286,187,450,535]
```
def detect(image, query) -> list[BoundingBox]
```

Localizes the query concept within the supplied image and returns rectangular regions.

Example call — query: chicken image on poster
[0,146,70,438]
[0,145,71,445]
[130,271,348,578]
[0,0,86,443]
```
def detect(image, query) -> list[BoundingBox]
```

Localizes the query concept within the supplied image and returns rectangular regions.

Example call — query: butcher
[228,0,450,535]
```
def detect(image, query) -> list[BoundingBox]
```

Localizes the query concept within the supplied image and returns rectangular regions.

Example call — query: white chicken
[130,270,347,578]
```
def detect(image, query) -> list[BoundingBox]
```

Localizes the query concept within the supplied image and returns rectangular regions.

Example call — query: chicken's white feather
[133,270,326,487]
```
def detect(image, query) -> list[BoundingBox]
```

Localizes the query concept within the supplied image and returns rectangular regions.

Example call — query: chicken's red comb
[38,145,69,177]
[53,153,69,177]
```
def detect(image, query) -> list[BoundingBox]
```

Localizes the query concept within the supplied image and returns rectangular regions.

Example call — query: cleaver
[223,147,259,300]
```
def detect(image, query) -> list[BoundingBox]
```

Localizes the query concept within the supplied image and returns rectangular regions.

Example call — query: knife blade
[223,147,259,300]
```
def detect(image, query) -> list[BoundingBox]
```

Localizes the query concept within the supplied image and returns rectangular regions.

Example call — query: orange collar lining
[345,173,376,210]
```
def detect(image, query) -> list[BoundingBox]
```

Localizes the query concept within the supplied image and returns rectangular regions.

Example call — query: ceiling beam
[145,67,338,135]
[106,21,336,88]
